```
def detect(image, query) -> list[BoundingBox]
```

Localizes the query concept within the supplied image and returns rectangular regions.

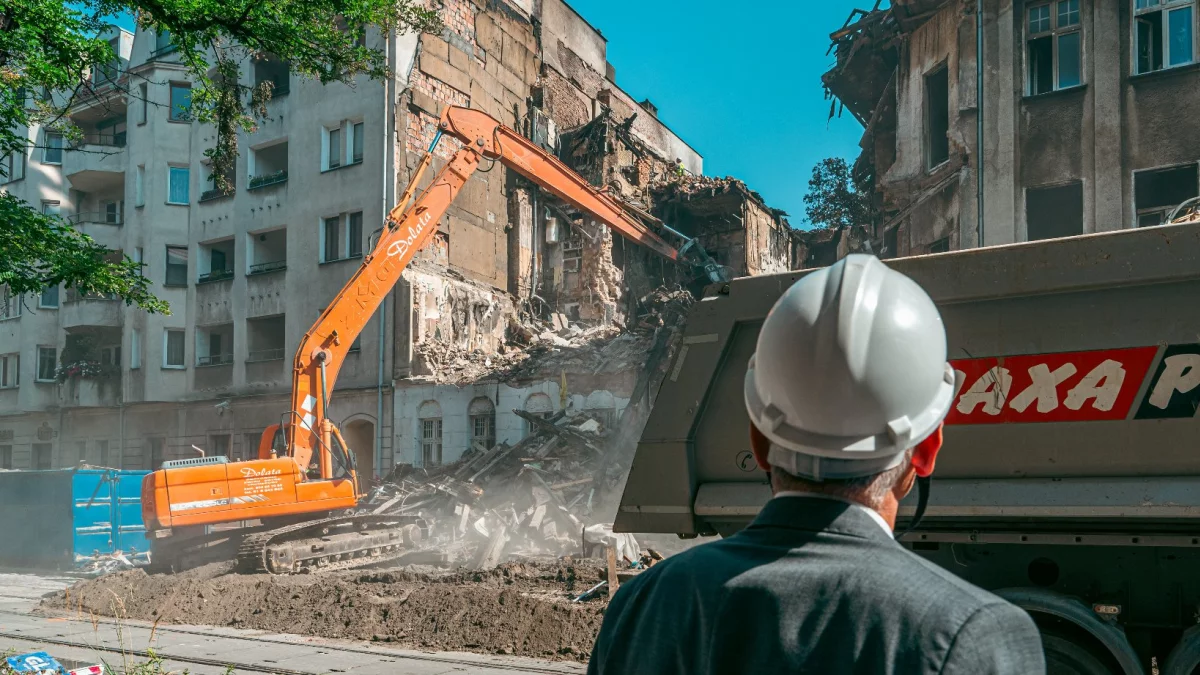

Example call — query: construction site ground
[1,569,588,674]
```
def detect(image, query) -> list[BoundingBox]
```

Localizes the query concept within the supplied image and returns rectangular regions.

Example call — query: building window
[325,126,342,170]
[321,212,364,262]
[0,354,19,388]
[1027,0,1082,95]
[131,328,141,369]
[97,439,109,467]
[209,434,231,458]
[39,286,59,308]
[2,149,25,182]
[43,132,63,165]
[1135,163,1200,226]
[1027,181,1085,240]
[352,122,364,164]
[146,437,165,470]
[165,245,188,286]
[1,286,21,320]
[924,66,950,170]
[242,432,263,461]
[929,237,951,254]
[169,83,192,120]
[1136,0,1196,74]
[468,397,496,450]
[164,329,185,368]
[418,401,443,466]
[196,324,233,366]
[36,346,57,382]
[168,166,190,204]
[523,393,555,437]
[0,445,11,470]
[33,443,52,470]
[41,201,60,217]
[135,165,145,206]
[138,83,148,124]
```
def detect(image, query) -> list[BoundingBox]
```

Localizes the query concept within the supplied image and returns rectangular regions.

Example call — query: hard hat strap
[895,475,931,541]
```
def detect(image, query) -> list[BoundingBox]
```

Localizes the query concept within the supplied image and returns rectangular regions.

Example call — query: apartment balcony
[60,291,122,329]
[63,134,126,192]
[60,377,121,408]
[69,211,122,250]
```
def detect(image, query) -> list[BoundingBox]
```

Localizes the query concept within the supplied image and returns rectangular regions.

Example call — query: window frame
[1,149,26,183]
[1134,0,1198,75]
[420,417,443,466]
[923,64,951,171]
[1026,0,1084,95]
[138,83,148,125]
[38,285,59,309]
[135,164,145,206]
[169,82,192,121]
[352,121,364,164]
[163,328,186,369]
[43,131,63,165]
[165,245,189,287]
[325,126,343,170]
[36,346,57,383]
[320,212,364,263]
[0,353,19,389]
[0,286,22,320]
[131,328,142,369]
[1133,161,1200,226]
[167,165,190,205]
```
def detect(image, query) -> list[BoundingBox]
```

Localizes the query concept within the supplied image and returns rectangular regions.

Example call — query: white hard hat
[744,254,956,481]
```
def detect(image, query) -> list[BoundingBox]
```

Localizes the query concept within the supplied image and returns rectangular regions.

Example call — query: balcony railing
[199,187,234,203]
[197,353,233,367]
[70,211,122,226]
[248,170,288,190]
[247,348,286,362]
[70,133,126,148]
[64,289,118,302]
[248,260,286,275]
[148,44,179,60]
[197,268,234,284]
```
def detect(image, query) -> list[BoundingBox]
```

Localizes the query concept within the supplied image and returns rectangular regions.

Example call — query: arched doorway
[343,419,375,481]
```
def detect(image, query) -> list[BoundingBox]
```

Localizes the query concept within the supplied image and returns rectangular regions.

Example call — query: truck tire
[1043,634,1119,675]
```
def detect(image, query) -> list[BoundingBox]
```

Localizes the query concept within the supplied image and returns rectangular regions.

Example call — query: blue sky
[101,1,868,226]
[569,0,871,227]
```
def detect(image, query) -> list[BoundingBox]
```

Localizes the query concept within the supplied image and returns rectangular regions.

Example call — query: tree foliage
[802,157,872,230]
[0,0,441,310]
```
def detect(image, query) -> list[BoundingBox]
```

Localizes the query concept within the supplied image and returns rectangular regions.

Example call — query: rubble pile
[651,174,786,218]
[361,408,629,569]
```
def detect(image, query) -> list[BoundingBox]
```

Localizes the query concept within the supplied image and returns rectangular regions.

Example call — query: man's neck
[772,489,898,532]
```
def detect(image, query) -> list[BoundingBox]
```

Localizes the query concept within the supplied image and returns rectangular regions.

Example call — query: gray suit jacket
[588,496,1045,674]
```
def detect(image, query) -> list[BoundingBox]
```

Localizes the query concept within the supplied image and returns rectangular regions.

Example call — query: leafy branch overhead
[802,157,872,231]
[1,0,441,310]
[0,194,168,313]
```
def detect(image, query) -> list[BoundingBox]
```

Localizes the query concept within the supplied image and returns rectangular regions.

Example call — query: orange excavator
[141,106,725,575]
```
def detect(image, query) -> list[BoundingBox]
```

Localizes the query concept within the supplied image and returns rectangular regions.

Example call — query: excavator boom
[143,106,700,575]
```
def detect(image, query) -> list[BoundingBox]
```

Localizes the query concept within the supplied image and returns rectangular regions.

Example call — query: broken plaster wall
[393,381,631,467]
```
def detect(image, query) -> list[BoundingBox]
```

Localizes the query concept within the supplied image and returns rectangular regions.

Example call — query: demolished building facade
[823,0,1200,256]
[0,0,802,478]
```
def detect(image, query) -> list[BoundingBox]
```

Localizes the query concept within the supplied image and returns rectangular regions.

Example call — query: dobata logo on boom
[945,343,1200,424]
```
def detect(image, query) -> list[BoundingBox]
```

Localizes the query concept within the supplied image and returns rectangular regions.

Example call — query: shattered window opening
[419,400,443,466]
[924,66,950,170]
[1134,163,1200,226]
[1135,0,1196,74]
[469,397,496,450]
[1027,1,1083,95]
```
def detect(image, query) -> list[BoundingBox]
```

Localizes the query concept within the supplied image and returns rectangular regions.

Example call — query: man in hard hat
[588,255,1044,674]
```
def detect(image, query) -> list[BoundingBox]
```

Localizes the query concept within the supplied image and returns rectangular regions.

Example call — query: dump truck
[616,222,1200,675]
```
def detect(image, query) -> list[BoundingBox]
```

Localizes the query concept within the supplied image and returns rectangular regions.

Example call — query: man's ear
[749,423,773,471]
[910,424,943,478]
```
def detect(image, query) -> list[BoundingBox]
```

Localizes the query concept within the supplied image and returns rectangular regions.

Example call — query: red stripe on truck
[945,346,1160,425]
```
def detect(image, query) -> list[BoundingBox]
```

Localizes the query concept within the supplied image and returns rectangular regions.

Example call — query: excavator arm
[281,106,705,476]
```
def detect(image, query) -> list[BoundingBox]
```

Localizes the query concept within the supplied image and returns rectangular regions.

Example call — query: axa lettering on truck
[616,222,1200,673]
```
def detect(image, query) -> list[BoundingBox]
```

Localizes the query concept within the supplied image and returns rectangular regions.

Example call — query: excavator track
[236,514,429,575]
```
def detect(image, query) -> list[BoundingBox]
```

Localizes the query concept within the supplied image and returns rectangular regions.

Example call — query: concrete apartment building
[0,0,798,477]
[823,0,1200,256]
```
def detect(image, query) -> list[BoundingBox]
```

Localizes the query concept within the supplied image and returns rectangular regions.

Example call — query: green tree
[802,157,871,230]
[1,0,440,311]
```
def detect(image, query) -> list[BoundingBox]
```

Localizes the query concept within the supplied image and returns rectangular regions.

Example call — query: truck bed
[616,222,1200,537]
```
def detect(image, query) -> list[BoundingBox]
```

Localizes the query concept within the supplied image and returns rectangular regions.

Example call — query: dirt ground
[40,559,613,662]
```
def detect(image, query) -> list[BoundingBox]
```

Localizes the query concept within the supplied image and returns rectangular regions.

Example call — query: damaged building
[0,0,798,478]
[823,0,1200,255]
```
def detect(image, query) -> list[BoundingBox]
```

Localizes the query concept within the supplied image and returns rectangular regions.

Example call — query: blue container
[0,468,150,569]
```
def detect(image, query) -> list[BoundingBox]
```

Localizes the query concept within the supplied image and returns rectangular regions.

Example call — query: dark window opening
[1026,181,1084,241]
[1135,164,1199,226]
[929,237,951,254]
[1028,36,1054,95]
[925,66,950,169]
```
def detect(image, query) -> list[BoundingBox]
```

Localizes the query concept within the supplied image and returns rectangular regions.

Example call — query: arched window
[524,393,554,437]
[584,390,618,429]
[418,400,442,466]
[468,396,496,450]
